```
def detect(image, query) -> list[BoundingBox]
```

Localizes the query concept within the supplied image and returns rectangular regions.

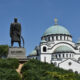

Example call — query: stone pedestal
[7,47,27,62]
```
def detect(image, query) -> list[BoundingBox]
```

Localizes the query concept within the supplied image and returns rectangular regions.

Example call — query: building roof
[54,45,73,53]
[43,25,70,36]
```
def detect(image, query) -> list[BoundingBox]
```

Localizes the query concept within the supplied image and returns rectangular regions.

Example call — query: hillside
[0,59,80,80]
[21,59,80,80]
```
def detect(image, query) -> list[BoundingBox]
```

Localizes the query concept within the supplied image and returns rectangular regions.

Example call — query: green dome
[29,50,37,56]
[43,25,70,36]
[77,40,80,44]
[54,46,73,53]
[41,40,47,43]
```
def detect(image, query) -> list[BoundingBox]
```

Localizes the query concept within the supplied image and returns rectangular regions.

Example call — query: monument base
[7,47,27,62]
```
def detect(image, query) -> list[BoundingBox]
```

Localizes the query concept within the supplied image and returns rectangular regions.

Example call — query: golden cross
[54,18,58,25]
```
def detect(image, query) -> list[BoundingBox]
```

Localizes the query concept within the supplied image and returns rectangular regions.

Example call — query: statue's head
[14,18,18,23]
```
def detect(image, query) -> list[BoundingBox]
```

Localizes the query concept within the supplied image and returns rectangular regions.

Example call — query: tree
[0,58,19,69]
[0,45,8,58]
[0,68,21,80]
[21,59,80,80]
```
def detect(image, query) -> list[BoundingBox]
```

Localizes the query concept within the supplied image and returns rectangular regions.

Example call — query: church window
[70,54,71,58]
[44,57,46,62]
[52,36,54,41]
[48,37,50,41]
[67,36,68,40]
[56,36,58,40]
[64,36,65,40]
[75,71,78,74]
[59,54,61,58]
[55,55,57,58]
[63,54,64,58]
[60,36,62,40]
[66,54,68,58]
[68,62,72,66]
[43,47,47,52]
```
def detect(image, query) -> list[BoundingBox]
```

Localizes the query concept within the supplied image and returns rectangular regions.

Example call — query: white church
[28,18,80,73]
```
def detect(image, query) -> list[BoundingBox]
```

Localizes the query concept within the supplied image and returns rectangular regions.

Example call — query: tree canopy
[0,45,8,58]
[21,59,80,80]
[0,58,21,80]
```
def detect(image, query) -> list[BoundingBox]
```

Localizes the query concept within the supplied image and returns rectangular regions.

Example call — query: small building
[28,19,80,73]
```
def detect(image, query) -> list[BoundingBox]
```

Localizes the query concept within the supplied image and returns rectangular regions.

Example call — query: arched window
[55,54,57,58]
[68,62,72,66]
[63,54,64,58]
[43,47,47,52]
[75,71,78,74]
[70,54,71,58]
[52,36,54,41]
[56,36,58,40]
[59,54,61,58]
[66,54,68,58]
[60,36,62,40]
[48,37,50,41]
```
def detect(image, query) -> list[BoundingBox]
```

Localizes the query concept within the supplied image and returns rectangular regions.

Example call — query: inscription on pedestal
[7,47,27,59]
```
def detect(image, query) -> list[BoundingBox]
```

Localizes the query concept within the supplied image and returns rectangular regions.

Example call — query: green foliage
[0,68,21,80]
[0,45,21,80]
[0,58,19,69]
[21,59,80,80]
[0,45,8,58]
[0,58,21,80]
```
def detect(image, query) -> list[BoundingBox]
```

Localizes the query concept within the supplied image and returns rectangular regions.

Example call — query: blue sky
[0,0,80,55]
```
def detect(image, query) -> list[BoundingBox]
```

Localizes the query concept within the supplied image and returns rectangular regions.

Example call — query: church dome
[77,40,80,44]
[43,25,70,36]
[41,19,72,42]
[29,50,37,56]
[41,40,47,43]
[54,46,73,53]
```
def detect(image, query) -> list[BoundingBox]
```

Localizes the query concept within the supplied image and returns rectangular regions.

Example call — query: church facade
[28,19,80,73]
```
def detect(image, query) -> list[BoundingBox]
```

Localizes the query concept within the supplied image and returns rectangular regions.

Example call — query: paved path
[16,63,24,77]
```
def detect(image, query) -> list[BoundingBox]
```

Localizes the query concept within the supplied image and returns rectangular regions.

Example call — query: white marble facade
[28,19,80,73]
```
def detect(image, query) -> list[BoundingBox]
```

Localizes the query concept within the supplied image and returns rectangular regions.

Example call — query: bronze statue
[10,18,24,47]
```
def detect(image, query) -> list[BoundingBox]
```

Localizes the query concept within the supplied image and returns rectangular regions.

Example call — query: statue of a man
[10,18,21,47]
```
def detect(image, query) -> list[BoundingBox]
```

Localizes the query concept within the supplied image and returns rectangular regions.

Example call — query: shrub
[21,59,80,80]
[0,45,8,58]
[0,68,21,80]
[0,58,19,69]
